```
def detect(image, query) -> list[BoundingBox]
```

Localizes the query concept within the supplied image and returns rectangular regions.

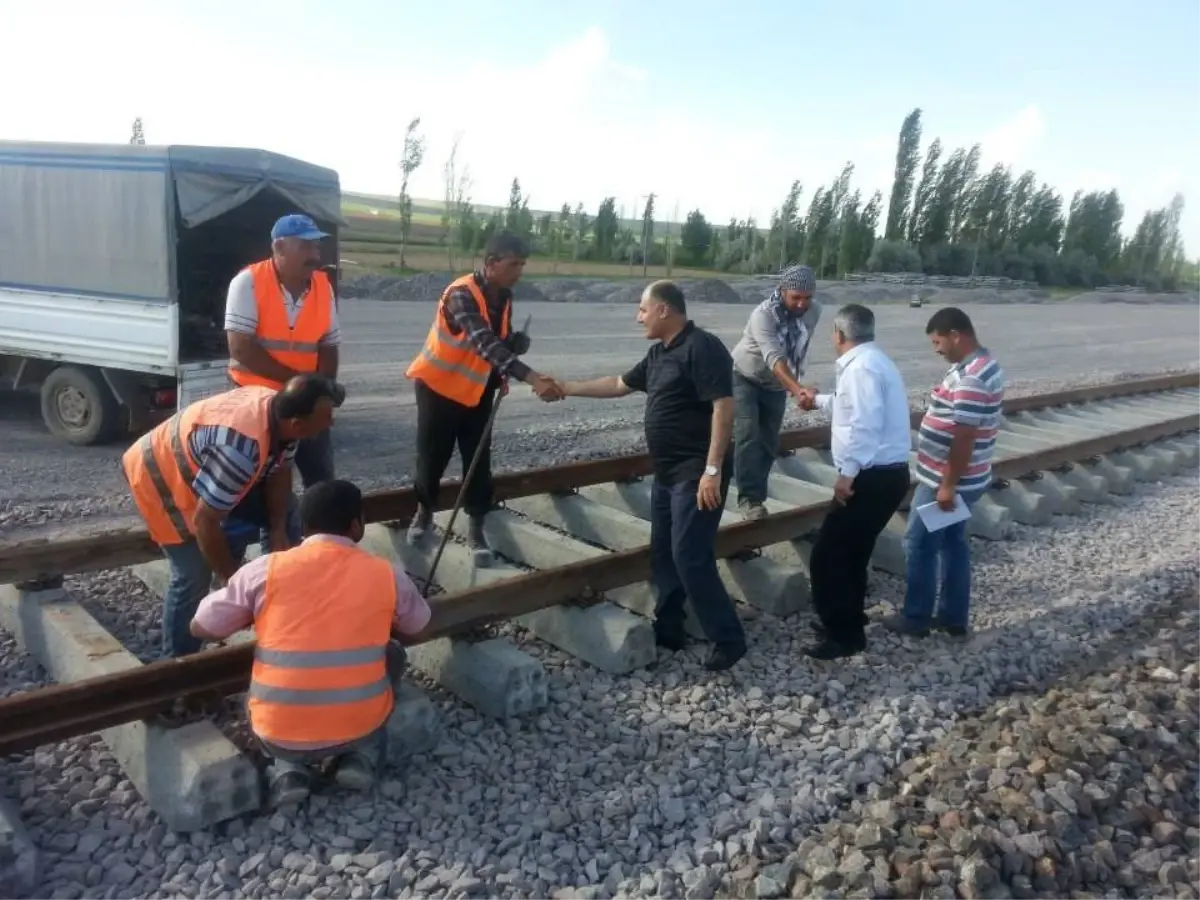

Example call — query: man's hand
[833,474,855,505]
[530,374,564,402]
[795,387,817,411]
[697,471,722,510]
[936,483,957,512]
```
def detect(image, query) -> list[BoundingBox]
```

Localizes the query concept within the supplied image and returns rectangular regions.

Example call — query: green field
[337,191,699,279]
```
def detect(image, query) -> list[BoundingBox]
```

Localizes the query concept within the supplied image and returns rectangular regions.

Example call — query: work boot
[332,752,377,792]
[407,504,432,545]
[468,515,493,567]
[740,501,768,521]
[267,769,311,809]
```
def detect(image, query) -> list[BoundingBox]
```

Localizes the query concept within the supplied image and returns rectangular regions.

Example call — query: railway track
[0,372,1196,831]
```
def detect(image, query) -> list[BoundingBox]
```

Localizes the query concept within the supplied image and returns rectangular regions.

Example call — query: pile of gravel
[338,273,550,305]
[3,452,1197,899]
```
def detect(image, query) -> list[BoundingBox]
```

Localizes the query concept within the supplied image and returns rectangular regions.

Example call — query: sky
[3,0,1199,254]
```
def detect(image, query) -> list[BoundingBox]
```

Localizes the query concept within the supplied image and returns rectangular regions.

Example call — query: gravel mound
[339,272,549,305]
[3,460,1197,899]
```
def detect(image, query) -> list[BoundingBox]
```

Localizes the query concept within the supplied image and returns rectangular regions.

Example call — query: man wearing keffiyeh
[730,264,822,519]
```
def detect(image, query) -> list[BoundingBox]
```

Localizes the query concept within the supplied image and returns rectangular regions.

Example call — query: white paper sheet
[914,494,972,532]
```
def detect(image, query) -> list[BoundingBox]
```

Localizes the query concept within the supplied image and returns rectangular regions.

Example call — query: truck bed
[0,286,178,375]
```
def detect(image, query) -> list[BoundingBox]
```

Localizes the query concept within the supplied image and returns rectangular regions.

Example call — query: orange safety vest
[121,386,276,547]
[404,274,511,407]
[247,539,397,747]
[229,259,333,390]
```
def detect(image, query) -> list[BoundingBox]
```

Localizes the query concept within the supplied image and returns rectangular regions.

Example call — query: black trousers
[413,379,496,519]
[809,465,911,646]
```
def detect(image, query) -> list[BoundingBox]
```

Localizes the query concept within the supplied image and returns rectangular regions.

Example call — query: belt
[865,462,909,471]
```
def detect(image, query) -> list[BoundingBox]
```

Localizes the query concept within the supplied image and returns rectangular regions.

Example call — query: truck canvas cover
[0,140,343,303]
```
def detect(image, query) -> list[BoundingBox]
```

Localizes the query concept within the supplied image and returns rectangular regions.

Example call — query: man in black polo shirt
[558,280,747,670]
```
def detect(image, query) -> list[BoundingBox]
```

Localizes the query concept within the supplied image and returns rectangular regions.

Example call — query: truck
[0,139,342,445]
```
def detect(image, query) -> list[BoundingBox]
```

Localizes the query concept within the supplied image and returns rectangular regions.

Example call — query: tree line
[390,110,1191,290]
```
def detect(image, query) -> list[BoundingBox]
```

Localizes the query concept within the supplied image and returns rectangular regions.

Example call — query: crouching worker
[189,479,432,808]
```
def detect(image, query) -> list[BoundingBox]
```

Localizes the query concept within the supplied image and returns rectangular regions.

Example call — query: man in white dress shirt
[798,304,912,659]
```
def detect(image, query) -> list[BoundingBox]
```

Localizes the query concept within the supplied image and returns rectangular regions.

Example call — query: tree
[397,117,425,270]
[130,118,145,145]
[680,210,713,267]
[641,194,656,276]
[593,197,619,261]
[572,203,588,263]
[443,135,475,267]
[884,108,922,240]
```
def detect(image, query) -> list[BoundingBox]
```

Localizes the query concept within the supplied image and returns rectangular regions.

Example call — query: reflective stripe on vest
[229,260,332,390]
[404,274,511,407]
[121,386,276,546]
[247,540,397,747]
[135,413,193,541]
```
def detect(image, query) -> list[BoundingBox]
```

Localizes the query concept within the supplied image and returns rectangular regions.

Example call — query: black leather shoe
[704,643,746,671]
[804,638,864,660]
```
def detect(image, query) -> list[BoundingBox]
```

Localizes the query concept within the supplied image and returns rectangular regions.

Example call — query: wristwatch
[704,465,719,477]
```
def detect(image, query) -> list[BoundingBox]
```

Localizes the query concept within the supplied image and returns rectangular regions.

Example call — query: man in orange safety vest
[403,230,563,565]
[225,214,340,488]
[190,479,432,808]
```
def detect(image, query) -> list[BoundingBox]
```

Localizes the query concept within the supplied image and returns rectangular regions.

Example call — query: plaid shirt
[442,273,531,383]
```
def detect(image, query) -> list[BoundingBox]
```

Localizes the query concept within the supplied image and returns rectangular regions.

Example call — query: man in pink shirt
[190,479,432,807]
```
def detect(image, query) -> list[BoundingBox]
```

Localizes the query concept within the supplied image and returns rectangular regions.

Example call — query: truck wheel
[39,365,121,446]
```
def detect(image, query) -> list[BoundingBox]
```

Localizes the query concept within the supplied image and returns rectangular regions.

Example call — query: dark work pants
[809,465,911,646]
[413,379,496,518]
[650,475,746,650]
[293,429,335,489]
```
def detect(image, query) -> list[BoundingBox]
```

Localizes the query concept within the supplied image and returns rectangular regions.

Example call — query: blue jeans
[257,644,408,780]
[902,482,985,629]
[732,372,788,507]
[159,488,300,658]
[650,475,746,649]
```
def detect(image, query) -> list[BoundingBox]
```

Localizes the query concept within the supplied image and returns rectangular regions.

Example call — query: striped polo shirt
[188,424,297,513]
[914,347,1005,491]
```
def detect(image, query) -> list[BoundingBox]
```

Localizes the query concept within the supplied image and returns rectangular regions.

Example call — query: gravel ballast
[2,455,1197,898]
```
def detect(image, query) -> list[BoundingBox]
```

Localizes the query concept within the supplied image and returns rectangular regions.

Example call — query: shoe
[704,643,746,671]
[741,502,768,521]
[267,770,311,808]
[407,505,432,544]
[882,614,930,638]
[468,516,494,567]
[332,753,377,792]
[654,629,687,652]
[804,637,864,660]
[933,619,969,638]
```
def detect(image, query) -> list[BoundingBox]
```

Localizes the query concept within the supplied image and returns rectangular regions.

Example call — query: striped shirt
[914,348,1005,491]
[188,424,297,513]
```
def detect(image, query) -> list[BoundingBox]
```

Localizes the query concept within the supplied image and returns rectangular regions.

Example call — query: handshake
[794,386,818,411]
[529,373,566,402]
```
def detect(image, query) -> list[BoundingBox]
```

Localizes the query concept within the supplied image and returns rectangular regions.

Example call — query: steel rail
[0,405,1196,757]
[1,372,1195,586]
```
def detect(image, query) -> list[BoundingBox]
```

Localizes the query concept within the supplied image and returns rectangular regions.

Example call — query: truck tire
[39,365,121,446]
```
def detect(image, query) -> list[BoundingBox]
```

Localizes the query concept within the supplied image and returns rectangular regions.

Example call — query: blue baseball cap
[271,214,329,242]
